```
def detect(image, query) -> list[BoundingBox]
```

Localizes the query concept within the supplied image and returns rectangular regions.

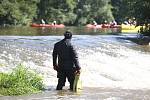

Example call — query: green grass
[0,64,44,96]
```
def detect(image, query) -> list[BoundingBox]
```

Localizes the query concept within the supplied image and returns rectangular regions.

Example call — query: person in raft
[41,19,45,25]
[52,21,57,25]
[52,30,81,90]
[93,20,97,26]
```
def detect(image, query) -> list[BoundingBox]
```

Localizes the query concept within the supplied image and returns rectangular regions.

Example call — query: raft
[121,24,142,33]
[86,24,121,28]
[31,23,65,28]
[86,24,102,28]
[102,24,121,28]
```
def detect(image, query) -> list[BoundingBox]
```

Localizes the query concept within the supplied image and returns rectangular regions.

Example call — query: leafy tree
[0,0,40,26]
[0,0,123,26]
[127,0,150,35]
[130,0,150,24]
[37,0,114,25]
[111,0,132,24]
[112,0,150,24]
[75,0,114,25]
[38,0,77,25]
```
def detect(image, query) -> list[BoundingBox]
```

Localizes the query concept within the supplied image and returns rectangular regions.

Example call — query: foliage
[0,0,114,26]
[111,0,129,24]
[74,0,114,25]
[0,0,150,27]
[129,0,150,24]
[140,25,150,36]
[112,0,150,35]
[0,64,44,96]
[0,0,40,26]
[37,0,77,25]
[128,0,150,35]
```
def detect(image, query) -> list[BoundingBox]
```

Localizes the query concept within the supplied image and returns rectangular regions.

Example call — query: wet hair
[64,30,72,39]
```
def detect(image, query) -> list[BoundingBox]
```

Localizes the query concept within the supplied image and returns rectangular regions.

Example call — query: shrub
[0,64,44,96]
[140,25,150,36]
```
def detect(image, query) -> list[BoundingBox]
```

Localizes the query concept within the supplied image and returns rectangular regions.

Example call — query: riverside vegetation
[0,64,44,96]
[0,0,150,35]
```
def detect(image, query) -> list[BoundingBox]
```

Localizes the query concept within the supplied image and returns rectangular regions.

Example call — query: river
[0,27,150,100]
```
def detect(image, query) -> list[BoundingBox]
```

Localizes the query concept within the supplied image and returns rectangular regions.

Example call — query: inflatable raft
[31,23,65,28]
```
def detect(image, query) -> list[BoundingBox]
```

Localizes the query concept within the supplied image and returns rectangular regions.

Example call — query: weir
[0,35,150,90]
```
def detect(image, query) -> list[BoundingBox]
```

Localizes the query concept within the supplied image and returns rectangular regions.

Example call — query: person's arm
[52,44,58,71]
[71,46,81,71]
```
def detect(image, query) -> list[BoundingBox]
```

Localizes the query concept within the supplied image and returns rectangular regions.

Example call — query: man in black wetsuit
[52,30,81,90]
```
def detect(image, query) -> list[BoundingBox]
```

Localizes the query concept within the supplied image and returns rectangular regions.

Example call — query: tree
[75,0,114,25]
[111,0,132,24]
[0,0,116,26]
[37,0,114,25]
[127,0,150,35]
[130,0,150,24]
[0,0,40,26]
[37,0,77,25]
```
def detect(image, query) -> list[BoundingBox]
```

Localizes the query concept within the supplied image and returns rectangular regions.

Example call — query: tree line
[0,0,150,26]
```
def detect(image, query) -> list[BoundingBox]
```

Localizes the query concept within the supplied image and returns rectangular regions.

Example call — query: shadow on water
[117,34,150,53]
[118,34,150,45]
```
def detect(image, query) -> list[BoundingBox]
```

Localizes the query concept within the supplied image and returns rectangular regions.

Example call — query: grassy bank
[0,64,44,96]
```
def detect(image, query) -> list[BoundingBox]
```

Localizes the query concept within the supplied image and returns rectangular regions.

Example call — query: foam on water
[0,35,150,89]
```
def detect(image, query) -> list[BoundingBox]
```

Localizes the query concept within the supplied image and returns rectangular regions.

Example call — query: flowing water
[0,27,150,100]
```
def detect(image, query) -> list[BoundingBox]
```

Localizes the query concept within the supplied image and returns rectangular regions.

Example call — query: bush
[0,64,44,96]
[140,25,150,36]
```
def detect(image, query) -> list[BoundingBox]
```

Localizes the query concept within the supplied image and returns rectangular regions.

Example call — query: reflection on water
[0,26,120,36]
[0,26,65,36]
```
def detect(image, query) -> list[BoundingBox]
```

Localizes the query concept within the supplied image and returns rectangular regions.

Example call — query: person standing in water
[52,30,81,90]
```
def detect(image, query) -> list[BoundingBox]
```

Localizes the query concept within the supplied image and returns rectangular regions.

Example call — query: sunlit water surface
[0,27,150,99]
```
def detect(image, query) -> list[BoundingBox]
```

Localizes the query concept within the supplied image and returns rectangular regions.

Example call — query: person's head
[53,21,56,23]
[64,30,72,39]
[93,20,96,24]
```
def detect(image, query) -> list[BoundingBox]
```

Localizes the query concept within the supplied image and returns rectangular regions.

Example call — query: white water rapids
[1,34,150,91]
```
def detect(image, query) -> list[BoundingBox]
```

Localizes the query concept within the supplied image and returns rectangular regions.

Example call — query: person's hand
[74,69,80,75]
[53,65,58,71]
